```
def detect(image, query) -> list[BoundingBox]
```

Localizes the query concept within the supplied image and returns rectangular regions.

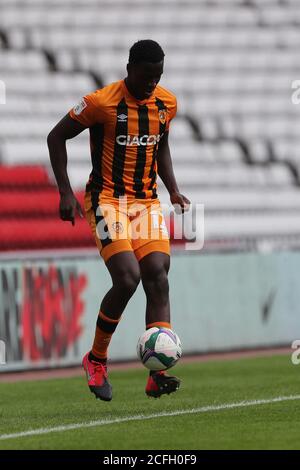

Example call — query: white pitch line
[1,394,300,441]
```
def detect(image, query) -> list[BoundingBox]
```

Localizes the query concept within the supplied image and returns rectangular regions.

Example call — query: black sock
[88,351,107,365]
[150,370,159,376]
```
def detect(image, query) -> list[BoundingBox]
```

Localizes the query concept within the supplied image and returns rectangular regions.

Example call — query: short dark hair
[128,40,165,64]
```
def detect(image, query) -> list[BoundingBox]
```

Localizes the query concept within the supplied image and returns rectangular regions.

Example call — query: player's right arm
[47,114,86,225]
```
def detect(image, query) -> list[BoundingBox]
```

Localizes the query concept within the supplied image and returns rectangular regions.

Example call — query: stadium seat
[0,97,83,116]
[158,186,300,212]
[1,0,300,251]
[1,72,95,95]
[0,190,85,218]
[0,165,52,189]
[247,140,270,163]
[169,118,194,140]
[0,50,48,71]
[0,218,94,250]
[273,138,300,165]
[205,212,300,238]
[1,135,90,165]
[172,163,293,187]
[0,117,58,138]
[170,141,244,164]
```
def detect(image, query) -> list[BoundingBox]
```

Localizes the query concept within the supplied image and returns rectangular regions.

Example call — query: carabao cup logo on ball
[137,327,182,371]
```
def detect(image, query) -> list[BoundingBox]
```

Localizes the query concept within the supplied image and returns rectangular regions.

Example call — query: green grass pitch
[0,354,299,450]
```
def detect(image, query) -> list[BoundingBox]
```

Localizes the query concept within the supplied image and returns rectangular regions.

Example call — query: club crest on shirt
[158,109,167,125]
[112,221,124,233]
[73,98,87,115]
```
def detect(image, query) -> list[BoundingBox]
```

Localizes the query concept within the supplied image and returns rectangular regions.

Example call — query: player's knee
[143,268,169,300]
[117,270,140,297]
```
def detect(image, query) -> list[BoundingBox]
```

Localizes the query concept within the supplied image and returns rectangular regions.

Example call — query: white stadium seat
[172,163,292,187]
[0,50,48,71]
[0,97,82,116]
[169,118,194,140]
[0,134,89,165]
[273,139,300,164]
[158,187,300,212]
[1,72,95,96]
[204,212,300,238]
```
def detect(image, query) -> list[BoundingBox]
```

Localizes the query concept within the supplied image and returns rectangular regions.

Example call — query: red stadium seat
[0,164,91,250]
[0,165,52,189]
[0,190,85,218]
[0,215,182,250]
[0,164,184,251]
[0,218,94,250]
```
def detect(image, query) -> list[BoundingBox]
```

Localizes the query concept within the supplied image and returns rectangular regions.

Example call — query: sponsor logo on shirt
[116,134,162,146]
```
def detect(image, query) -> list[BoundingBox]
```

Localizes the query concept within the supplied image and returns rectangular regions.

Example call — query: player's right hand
[59,192,83,226]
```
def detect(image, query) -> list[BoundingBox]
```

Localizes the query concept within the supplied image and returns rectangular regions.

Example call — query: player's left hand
[170,192,190,214]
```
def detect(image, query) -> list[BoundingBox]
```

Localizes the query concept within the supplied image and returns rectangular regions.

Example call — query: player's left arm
[157,131,190,213]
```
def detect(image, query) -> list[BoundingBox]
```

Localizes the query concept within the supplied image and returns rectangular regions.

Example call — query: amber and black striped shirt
[69,79,177,200]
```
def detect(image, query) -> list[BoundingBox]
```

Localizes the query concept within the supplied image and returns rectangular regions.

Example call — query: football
[136,327,182,371]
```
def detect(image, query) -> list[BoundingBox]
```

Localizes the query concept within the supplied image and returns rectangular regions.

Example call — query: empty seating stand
[0,166,52,189]
[0,166,184,251]
[1,0,300,251]
[0,165,94,251]
[0,218,94,251]
[0,189,85,217]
